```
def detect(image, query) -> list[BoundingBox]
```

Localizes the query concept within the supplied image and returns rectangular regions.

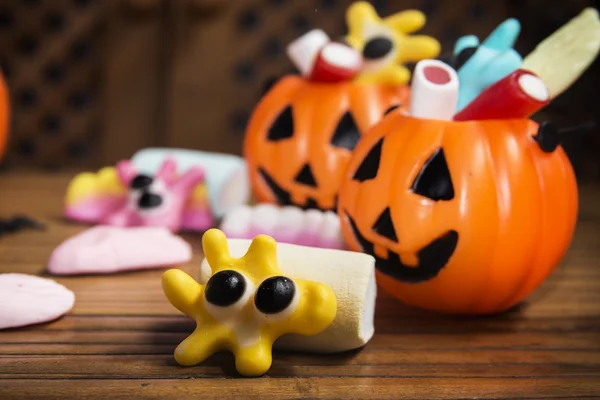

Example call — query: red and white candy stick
[409,59,459,121]
[310,42,362,82]
[286,29,330,77]
[453,69,550,121]
[286,29,362,82]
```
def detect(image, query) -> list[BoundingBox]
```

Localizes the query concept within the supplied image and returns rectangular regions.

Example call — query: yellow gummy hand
[162,229,337,377]
[345,1,440,85]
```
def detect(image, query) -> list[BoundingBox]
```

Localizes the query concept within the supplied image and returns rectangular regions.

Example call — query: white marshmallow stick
[409,59,460,121]
[286,29,330,77]
[200,239,377,353]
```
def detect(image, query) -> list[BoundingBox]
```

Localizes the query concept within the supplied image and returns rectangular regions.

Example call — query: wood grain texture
[0,172,599,399]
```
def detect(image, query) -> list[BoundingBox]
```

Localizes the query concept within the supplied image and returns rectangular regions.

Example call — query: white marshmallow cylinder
[199,239,377,353]
[409,59,460,121]
[286,29,330,77]
[130,148,249,219]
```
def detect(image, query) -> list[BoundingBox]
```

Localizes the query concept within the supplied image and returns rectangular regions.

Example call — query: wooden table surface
[0,172,599,399]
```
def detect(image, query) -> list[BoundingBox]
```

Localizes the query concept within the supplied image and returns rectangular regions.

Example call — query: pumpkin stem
[558,120,596,137]
[534,121,561,153]
[534,120,596,153]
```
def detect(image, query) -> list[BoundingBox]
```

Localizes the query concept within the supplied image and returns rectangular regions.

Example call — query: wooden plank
[0,377,599,399]
[1,331,599,350]
[0,356,598,378]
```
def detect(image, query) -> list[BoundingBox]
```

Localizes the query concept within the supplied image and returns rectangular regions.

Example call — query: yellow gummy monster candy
[345,1,441,85]
[162,229,337,377]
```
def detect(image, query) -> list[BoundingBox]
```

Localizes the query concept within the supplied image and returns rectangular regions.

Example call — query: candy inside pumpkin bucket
[335,7,600,315]
[242,4,600,315]
[243,2,442,212]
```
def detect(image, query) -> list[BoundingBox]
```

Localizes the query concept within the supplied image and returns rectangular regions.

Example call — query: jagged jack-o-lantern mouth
[346,212,458,283]
[258,167,337,212]
[343,137,460,283]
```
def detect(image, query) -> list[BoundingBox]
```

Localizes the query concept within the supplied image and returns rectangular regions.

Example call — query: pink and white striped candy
[219,203,346,250]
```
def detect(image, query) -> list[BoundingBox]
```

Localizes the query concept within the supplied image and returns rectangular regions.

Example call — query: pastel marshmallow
[200,239,376,353]
[131,148,249,219]
[219,204,346,250]
[0,274,75,330]
[48,225,192,275]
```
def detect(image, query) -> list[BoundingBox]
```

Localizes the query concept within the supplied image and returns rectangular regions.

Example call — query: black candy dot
[138,192,163,209]
[255,276,295,314]
[130,174,153,189]
[205,270,247,307]
[363,37,393,59]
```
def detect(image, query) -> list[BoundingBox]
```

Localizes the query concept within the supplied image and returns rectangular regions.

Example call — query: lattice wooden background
[0,0,598,181]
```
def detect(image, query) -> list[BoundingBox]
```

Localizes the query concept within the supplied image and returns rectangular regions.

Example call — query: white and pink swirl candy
[219,203,346,250]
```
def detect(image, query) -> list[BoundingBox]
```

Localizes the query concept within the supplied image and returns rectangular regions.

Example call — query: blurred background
[0,0,598,182]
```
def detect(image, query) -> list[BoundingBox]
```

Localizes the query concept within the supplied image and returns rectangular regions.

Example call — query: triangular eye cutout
[411,148,454,201]
[267,106,294,141]
[330,112,360,150]
[372,207,397,242]
[352,138,383,182]
[294,164,318,187]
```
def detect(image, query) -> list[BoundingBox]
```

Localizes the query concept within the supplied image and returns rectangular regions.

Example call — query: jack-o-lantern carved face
[244,75,409,211]
[339,112,579,315]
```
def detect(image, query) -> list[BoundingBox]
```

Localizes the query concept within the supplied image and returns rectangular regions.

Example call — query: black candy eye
[352,138,383,182]
[330,112,360,150]
[411,148,454,201]
[138,192,163,209]
[452,46,478,71]
[363,37,393,59]
[267,105,294,141]
[130,174,153,189]
[254,276,295,314]
[205,270,247,307]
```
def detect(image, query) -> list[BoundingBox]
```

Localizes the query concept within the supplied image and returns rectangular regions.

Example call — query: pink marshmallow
[0,274,75,330]
[47,225,193,275]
